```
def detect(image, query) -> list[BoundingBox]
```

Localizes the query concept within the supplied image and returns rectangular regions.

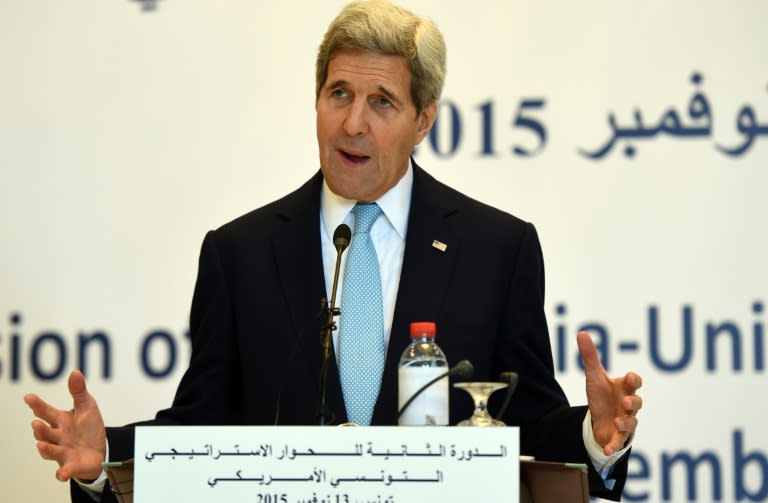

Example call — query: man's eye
[331,89,348,99]
[376,97,392,108]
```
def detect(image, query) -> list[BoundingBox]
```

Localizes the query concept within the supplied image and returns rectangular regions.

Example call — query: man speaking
[25,1,643,501]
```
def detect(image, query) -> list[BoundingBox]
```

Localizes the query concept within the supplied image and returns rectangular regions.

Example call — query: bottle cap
[410,321,436,338]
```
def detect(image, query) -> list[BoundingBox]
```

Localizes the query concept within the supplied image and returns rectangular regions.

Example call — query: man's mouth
[339,149,371,165]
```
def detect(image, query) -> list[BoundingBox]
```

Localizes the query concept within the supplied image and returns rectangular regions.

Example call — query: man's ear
[415,100,438,144]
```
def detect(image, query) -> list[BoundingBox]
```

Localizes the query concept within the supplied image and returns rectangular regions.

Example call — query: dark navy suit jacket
[74,162,628,501]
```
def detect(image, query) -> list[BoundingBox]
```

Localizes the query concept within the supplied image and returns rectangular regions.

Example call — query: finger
[622,371,643,392]
[57,453,102,483]
[68,370,91,408]
[24,393,62,428]
[615,415,638,433]
[603,430,632,456]
[623,395,643,414]
[576,331,605,378]
[603,438,623,456]
[36,440,67,464]
[57,461,92,483]
[56,465,72,483]
[31,419,63,445]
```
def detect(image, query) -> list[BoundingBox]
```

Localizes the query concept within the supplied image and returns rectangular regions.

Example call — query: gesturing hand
[24,370,107,482]
[577,331,643,456]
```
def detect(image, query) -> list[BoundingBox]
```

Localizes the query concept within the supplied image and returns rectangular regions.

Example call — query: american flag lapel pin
[432,239,448,252]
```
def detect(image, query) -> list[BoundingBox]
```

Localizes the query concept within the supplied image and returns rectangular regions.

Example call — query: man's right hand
[24,370,107,482]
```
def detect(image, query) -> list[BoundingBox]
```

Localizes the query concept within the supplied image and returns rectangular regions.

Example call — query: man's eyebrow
[325,79,349,90]
[377,85,403,106]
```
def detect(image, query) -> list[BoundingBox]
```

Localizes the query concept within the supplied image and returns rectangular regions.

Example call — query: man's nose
[342,98,370,136]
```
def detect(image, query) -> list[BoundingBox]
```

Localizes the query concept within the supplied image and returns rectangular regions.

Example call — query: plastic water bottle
[397,321,449,425]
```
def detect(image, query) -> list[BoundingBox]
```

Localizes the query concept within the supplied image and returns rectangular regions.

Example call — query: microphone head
[452,359,474,379]
[333,224,352,251]
[499,371,519,392]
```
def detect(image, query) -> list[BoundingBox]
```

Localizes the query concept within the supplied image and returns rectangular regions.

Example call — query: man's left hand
[577,331,643,456]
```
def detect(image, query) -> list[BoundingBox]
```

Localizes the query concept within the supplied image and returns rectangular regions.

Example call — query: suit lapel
[371,162,461,424]
[270,172,347,424]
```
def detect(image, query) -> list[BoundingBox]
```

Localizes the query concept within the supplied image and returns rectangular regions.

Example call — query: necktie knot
[352,203,382,235]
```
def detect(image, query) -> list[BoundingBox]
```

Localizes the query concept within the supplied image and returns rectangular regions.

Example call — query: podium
[105,458,588,503]
[520,460,589,503]
[103,460,134,503]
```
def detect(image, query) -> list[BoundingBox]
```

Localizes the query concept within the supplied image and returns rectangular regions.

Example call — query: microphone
[394,359,474,425]
[317,224,351,425]
[494,371,519,421]
[334,224,352,248]
[329,224,351,309]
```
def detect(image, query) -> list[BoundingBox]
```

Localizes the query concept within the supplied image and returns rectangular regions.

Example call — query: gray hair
[315,0,446,113]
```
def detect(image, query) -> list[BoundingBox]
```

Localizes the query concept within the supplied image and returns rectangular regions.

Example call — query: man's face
[316,49,436,202]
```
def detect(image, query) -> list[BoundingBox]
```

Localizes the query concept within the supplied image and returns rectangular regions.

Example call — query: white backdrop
[2,1,767,501]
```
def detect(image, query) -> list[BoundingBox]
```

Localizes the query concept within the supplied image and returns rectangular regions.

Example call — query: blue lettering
[428,100,462,158]
[30,332,67,380]
[511,99,547,157]
[11,333,21,381]
[550,305,610,372]
[554,303,567,372]
[624,451,651,501]
[706,321,742,372]
[78,331,112,379]
[648,305,693,372]
[8,312,23,381]
[622,430,763,502]
[661,449,722,501]
[577,323,610,371]
[734,429,768,501]
[753,301,765,371]
[141,330,177,378]
[477,100,496,156]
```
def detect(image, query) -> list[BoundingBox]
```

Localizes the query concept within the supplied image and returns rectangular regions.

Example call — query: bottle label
[398,367,449,426]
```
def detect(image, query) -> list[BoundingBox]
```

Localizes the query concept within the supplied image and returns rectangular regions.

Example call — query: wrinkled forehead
[324,49,415,104]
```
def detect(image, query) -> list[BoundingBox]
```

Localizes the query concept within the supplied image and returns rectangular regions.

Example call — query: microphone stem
[494,372,518,421]
[318,244,345,426]
[328,245,343,312]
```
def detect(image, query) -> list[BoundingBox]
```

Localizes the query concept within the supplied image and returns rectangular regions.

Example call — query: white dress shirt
[320,163,412,356]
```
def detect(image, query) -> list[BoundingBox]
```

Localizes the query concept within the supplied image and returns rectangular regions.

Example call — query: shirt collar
[321,160,413,240]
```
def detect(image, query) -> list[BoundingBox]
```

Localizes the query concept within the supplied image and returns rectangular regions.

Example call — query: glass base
[453,381,508,427]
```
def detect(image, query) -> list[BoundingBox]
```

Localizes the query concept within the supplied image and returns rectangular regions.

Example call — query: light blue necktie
[338,202,385,425]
